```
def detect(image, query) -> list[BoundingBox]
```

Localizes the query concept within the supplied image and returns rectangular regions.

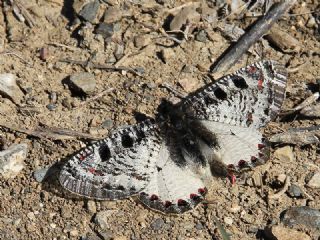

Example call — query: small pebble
[287,184,303,197]
[150,218,164,231]
[68,72,96,95]
[195,29,208,42]
[306,171,320,188]
[160,48,174,63]
[0,73,24,104]
[96,23,115,39]
[134,35,151,48]
[0,143,27,179]
[34,166,50,183]
[86,200,97,214]
[101,119,113,129]
[274,146,294,162]
[46,103,57,111]
[103,6,122,23]
[78,0,100,23]
[224,216,233,225]
[264,225,311,240]
[95,210,116,229]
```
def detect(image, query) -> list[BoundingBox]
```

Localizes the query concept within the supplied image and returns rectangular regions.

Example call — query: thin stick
[161,82,187,99]
[9,0,36,27]
[0,51,32,66]
[60,59,143,76]
[210,0,297,77]
[0,120,100,140]
[74,88,114,109]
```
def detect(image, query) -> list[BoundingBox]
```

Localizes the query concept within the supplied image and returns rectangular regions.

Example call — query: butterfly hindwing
[139,138,208,214]
[59,120,162,200]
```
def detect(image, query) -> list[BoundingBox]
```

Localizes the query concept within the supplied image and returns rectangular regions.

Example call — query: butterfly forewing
[181,60,287,129]
[59,120,162,200]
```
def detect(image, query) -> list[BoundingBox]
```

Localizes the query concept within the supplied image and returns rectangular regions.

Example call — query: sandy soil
[0,0,319,239]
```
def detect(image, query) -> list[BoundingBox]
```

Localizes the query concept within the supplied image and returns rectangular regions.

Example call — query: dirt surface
[0,0,319,239]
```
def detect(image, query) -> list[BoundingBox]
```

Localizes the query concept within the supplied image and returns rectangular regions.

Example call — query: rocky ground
[0,0,319,239]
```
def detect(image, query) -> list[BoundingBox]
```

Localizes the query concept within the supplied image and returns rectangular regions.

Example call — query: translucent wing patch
[181,60,287,129]
[59,120,162,200]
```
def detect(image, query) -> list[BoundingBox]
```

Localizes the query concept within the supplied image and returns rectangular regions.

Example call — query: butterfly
[59,60,287,214]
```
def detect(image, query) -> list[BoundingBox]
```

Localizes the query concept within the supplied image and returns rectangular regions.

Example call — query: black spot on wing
[231,75,249,89]
[99,144,111,162]
[121,134,134,148]
[214,87,227,100]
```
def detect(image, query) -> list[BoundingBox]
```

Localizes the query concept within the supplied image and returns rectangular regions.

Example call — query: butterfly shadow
[40,150,88,200]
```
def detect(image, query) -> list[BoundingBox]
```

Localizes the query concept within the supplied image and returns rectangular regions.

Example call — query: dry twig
[60,59,144,76]
[9,0,36,27]
[210,0,297,77]
[74,88,115,109]
[0,120,99,140]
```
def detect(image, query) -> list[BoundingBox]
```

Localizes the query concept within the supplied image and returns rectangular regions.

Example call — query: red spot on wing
[190,193,198,199]
[198,188,207,195]
[258,144,265,150]
[238,159,247,167]
[79,155,86,161]
[150,194,159,201]
[164,201,172,208]
[258,152,264,158]
[251,156,258,162]
[177,199,188,206]
[88,167,96,174]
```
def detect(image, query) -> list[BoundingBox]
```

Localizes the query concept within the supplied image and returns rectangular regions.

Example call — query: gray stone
[34,166,50,182]
[195,222,204,230]
[46,103,57,111]
[0,73,24,104]
[306,172,320,188]
[33,164,59,183]
[281,206,320,229]
[68,72,96,95]
[287,184,303,197]
[96,23,115,39]
[86,200,97,214]
[0,143,27,178]
[78,0,100,23]
[195,29,208,42]
[95,210,117,229]
[101,119,113,129]
[150,218,164,230]
[97,230,113,240]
